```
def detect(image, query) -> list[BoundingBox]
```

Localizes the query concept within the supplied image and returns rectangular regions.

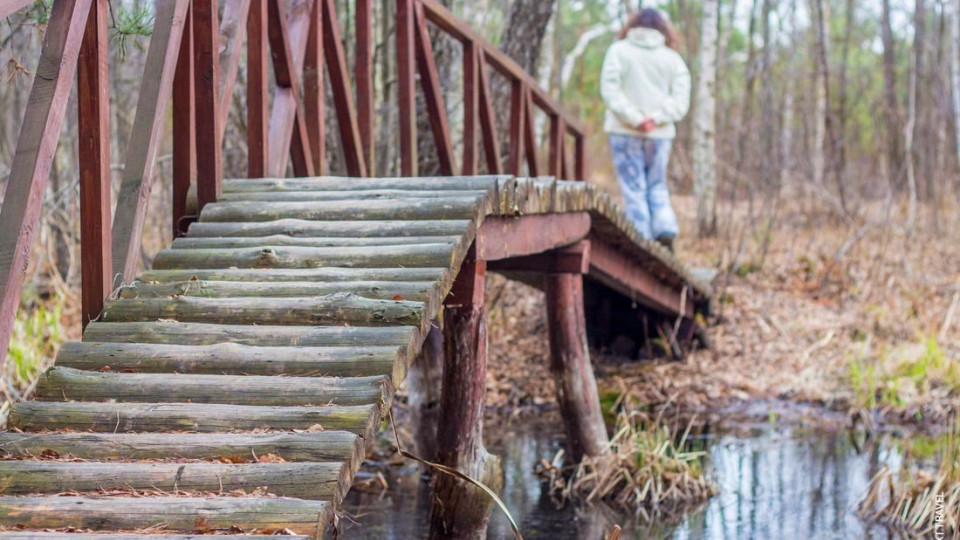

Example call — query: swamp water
[340,411,924,539]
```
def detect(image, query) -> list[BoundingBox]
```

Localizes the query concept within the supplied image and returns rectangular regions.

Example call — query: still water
[340,416,911,539]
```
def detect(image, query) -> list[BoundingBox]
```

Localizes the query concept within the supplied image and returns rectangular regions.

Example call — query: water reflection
[340,420,906,539]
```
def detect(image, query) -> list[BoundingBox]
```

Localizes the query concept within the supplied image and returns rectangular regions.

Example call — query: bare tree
[693,0,719,236]
[881,0,903,188]
[951,0,960,168]
[905,0,924,232]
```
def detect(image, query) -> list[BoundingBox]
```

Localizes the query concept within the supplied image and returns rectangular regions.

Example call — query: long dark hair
[617,8,680,51]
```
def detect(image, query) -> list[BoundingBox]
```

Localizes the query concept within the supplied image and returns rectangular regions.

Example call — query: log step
[0,431,363,464]
[218,189,486,202]
[172,234,460,248]
[9,401,379,436]
[0,496,332,537]
[34,367,389,407]
[118,280,436,302]
[186,218,471,238]
[198,197,487,222]
[82,322,416,347]
[56,342,400,378]
[0,461,348,501]
[221,175,502,192]
[136,267,447,283]
[0,531,311,540]
[100,294,424,327]
[151,243,457,270]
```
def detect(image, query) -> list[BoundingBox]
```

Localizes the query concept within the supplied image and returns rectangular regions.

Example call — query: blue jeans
[609,134,679,240]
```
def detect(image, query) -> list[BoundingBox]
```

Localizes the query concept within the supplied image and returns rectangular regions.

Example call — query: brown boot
[656,234,675,253]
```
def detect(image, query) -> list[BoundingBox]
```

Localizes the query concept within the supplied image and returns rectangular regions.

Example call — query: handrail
[0,0,590,366]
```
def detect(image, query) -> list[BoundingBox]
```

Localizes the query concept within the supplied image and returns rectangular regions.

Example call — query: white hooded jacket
[600,27,691,139]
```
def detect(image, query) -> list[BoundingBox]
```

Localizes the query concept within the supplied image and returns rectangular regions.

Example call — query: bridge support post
[407,321,443,464]
[430,249,502,540]
[544,242,609,461]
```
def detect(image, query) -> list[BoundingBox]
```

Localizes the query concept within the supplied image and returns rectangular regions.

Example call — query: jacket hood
[627,27,666,48]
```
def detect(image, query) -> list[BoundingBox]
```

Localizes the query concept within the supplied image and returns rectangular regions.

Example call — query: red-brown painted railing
[0,0,587,364]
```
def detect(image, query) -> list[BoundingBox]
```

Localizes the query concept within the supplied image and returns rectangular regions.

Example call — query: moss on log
[0,496,332,537]
[151,244,457,270]
[82,322,416,348]
[56,342,400,378]
[0,431,363,464]
[34,367,389,407]
[100,294,424,326]
[0,461,348,501]
[186,218,470,238]
[118,280,436,302]
[9,401,379,436]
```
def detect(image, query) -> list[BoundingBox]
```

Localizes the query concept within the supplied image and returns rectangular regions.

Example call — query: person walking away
[600,8,691,252]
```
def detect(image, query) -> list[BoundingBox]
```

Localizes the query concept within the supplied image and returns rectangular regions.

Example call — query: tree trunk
[493,0,559,172]
[693,0,719,237]
[905,0,924,232]
[881,0,903,189]
[952,0,960,171]
[810,0,831,203]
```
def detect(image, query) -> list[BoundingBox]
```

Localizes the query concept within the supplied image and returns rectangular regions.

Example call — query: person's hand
[636,118,657,133]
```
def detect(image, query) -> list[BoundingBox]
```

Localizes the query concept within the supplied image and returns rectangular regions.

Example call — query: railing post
[574,132,586,181]
[303,0,324,175]
[508,80,525,176]
[247,0,269,177]
[548,115,564,177]
[0,0,92,363]
[356,0,374,172]
[78,0,111,328]
[397,0,417,176]
[172,1,195,235]
[193,0,222,211]
[462,40,478,176]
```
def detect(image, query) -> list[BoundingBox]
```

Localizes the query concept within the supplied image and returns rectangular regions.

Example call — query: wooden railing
[396,0,586,178]
[0,0,588,363]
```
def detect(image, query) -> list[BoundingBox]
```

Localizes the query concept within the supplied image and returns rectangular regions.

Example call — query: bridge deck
[0,176,708,538]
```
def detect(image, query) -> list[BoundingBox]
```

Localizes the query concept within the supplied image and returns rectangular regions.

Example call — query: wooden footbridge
[0,0,709,538]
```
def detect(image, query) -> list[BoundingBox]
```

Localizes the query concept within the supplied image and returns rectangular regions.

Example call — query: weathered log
[118,280,435,302]
[198,196,487,222]
[56,341,400,378]
[221,176,502,192]
[172,234,460,248]
[430,255,502,540]
[100,294,424,326]
[152,243,457,270]
[219,189,486,202]
[0,535,312,540]
[9,401,379,436]
[35,367,389,407]
[136,267,448,284]
[186,218,471,238]
[0,496,332,537]
[0,461,348,501]
[83,321,415,348]
[0,431,362,464]
[545,272,609,461]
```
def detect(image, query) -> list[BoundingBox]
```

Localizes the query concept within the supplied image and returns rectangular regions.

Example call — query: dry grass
[859,419,960,537]
[540,403,716,514]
